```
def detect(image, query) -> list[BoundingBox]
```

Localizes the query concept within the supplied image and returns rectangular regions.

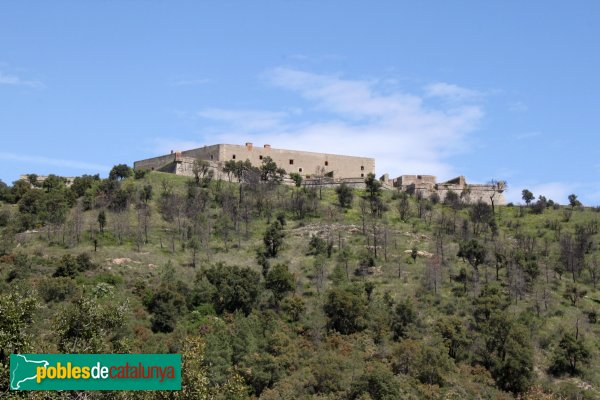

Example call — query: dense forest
[1,159,599,399]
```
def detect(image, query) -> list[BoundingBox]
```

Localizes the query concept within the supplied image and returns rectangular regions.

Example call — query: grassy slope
[1,171,599,398]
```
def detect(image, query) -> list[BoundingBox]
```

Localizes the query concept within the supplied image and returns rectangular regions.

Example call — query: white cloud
[160,68,485,180]
[0,71,44,88]
[0,152,109,172]
[424,82,481,102]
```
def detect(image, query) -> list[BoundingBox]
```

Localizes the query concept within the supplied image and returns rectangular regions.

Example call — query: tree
[410,246,418,263]
[436,316,468,360]
[323,286,367,334]
[97,210,106,233]
[521,189,534,206]
[265,264,295,303]
[0,288,38,357]
[349,363,401,400]
[44,190,69,227]
[487,180,506,214]
[458,239,487,272]
[109,164,132,181]
[391,298,416,340]
[493,322,534,394]
[260,156,286,183]
[145,284,187,333]
[203,265,261,315]
[308,235,328,256]
[56,294,127,352]
[443,190,460,209]
[281,295,305,322]
[397,191,411,221]
[365,173,382,199]
[289,172,302,187]
[11,180,32,203]
[364,173,383,216]
[263,221,284,258]
[192,159,213,187]
[568,193,581,209]
[470,201,493,236]
[549,332,591,376]
[563,283,587,307]
[177,336,248,399]
[336,183,354,209]
[70,174,100,197]
[42,174,66,192]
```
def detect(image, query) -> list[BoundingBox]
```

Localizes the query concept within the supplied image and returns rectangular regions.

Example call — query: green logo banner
[10,354,181,391]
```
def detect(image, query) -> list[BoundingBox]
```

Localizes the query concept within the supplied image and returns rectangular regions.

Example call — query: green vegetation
[1,168,600,399]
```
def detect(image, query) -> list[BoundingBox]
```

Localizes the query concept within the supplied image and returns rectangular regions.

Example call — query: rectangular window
[299,168,303,172]
[361,166,364,171]
[361,173,364,177]
[325,161,329,166]
[259,155,263,160]
[289,159,294,165]
[210,155,213,160]
[232,154,236,159]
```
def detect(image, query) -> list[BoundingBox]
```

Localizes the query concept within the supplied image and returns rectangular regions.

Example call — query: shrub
[39,277,79,302]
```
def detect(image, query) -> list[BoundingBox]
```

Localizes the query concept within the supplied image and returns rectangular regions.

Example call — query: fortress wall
[135,143,374,179]
[302,177,367,189]
[394,175,437,187]
[180,144,222,162]
[465,185,506,205]
[173,157,226,181]
[431,187,505,205]
[218,144,374,179]
[134,154,176,172]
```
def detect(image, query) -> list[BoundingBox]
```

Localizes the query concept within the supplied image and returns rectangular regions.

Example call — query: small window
[151,167,154,171]
[289,159,294,165]
[361,173,364,178]
[299,168,303,172]
[324,161,329,166]
[210,155,214,160]
[259,155,263,160]
[361,166,364,171]
[232,154,236,160]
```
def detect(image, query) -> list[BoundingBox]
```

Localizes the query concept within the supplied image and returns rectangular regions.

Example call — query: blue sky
[1,1,599,204]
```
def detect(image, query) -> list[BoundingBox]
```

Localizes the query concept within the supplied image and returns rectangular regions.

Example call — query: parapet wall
[391,175,505,205]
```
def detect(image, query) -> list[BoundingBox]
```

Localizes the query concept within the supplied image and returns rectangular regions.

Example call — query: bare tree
[487,179,507,214]
[425,255,442,294]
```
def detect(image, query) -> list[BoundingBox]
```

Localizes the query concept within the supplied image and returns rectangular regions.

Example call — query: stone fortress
[133,142,505,205]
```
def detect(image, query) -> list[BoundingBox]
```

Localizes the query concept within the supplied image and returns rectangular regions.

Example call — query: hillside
[1,169,599,399]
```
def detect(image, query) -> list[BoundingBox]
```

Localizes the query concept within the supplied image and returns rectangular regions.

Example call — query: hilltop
[0,167,599,399]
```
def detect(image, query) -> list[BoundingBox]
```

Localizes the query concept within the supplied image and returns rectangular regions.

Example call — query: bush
[336,183,354,209]
[134,169,147,179]
[0,209,10,227]
[203,264,261,315]
[144,285,187,333]
[323,285,367,334]
[53,253,96,278]
[39,277,79,302]
[265,264,295,303]
[349,363,401,400]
